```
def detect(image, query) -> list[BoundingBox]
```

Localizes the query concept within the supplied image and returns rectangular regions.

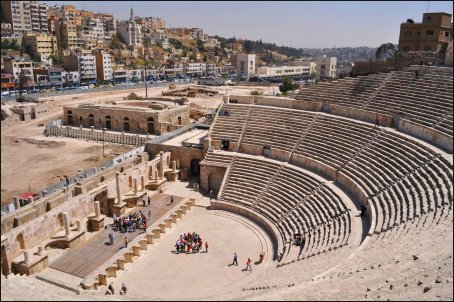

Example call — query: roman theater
[1,66,453,301]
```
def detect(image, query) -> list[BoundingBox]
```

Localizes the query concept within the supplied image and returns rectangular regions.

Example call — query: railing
[1,81,195,102]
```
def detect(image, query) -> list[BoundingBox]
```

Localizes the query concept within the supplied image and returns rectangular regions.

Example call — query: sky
[44,1,453,49]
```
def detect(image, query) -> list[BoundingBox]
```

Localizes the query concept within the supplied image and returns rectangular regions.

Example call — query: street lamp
[144,55,149,98]
[102,128,106,158]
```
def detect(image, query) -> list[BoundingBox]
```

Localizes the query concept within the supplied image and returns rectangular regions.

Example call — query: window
[445,32,450,37]
[426,30,434,36]
[404,31,412,36]
[427,17,432,23]
[416,31,421,36]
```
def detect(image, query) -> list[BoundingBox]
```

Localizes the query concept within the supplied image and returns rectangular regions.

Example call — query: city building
[446,39,453,66]
[236,54,256,79]
[1,0,49,36]
[22,33,58,61]
[117,8,143,48]
[1,74,16,92]
[82,17,105,43]
[315,55,337,79]
[152,30,169,49]
[33,67,64,88]
[54,19,77,50]
[398,12,452,52]
[256,66,305,78]
[3,58,35,87]
[184,63,206,77]
[1,23,14,37]
[61,70,80,86]
[95,52,113,83]
[63,54,97,84]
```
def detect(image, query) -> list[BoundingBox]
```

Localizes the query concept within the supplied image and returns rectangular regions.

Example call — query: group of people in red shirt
[175,232,208,253]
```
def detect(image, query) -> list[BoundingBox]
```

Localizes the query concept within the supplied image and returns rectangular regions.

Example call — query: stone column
[14,196,20,209]
[146,133,149,140]
[159,151,165,178]
[172,160,176,172]
[155,170,159,182]
[24,251,31,263]
[134,178,138,195]
[63,212,70,238]
[115,172,121,204]
[94,200,100,217]
[223,95,230,104]
[176,159,180,169]
[76,219,82,232]
[141,175,145,190]
[37,245,45,256]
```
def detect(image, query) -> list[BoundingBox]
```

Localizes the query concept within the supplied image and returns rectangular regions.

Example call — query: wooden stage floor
[49,193,184,278]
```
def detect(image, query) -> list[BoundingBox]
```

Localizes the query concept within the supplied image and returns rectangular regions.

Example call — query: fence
[1,81,194,103]
[1,134,149,216]
[47,125,149,146]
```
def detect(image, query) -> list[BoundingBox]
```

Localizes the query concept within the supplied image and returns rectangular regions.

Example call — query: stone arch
[190,158,200,177]
[79,116,83,126]
[88,114,95,127]
[208,171,223,196]
[124,117,130,132]
[147,117,155,134]
[67,110,73,125]
[177,116,182,125]
[105,116,112,129]
[16,233,25,250]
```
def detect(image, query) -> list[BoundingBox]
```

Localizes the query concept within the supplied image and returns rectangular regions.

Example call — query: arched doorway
[67,110,73,125]
[79,116,83,126]
[16,234,25,250]
[88,114,95,127]
[208,172,224,196]
[105,116,112,129]
[190,158,200,177]
[147,117,155,134]
[177,116,182,125]
[124,117,130,132]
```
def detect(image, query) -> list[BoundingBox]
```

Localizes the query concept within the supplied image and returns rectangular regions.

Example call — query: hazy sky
[44,1,453,48]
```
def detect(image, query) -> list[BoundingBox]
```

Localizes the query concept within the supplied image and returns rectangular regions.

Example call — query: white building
[236,54,256,79]
[95,52,112,82]
[83,17,105,42]
[117,8,142,48]
[184,62,206,77]
[63,54,97,84]
[1,1,48,36]
[257,66,306,78]
[315,55,337,79]
[152,30,169,49]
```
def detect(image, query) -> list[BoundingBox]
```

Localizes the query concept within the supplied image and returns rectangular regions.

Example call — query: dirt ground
[1,84,273,205]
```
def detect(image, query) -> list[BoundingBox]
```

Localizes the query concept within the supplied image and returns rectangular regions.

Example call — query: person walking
[170,195,174,204]
[148,196,151,206]
[124,237,128,248]
[246,258,252,271]
[109,233,114,245]
[210,190,213,201]
[108,282,115,294]
[205,242,208,253]
[120,283,127,295]
[375,115,380,127]
[232,252,238,266]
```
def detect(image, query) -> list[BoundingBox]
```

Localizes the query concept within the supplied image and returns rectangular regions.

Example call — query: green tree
[109,34,123,50]
[49,54,63,65]
[182,49,188,57]
[17,70,28,96]
[196,39,205,51]
[279,76,296,94]
[375,43,396,60]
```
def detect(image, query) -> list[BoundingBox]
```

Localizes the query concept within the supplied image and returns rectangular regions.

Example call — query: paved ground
[107,197,273,300]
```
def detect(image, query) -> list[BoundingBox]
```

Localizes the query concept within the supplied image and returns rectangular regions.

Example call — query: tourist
[210,190,213,201]
[120,283,127,295]
[109,233,114,245]
[205,241,208,253]
[108,282,115,294]
[148,196,151,206]
[246,258,252,271]
[233,253,238,266]
[170,195,174,204]
[148,210,152,220]
[360,204,367,217]
[64,175,70,188]
[375,115,380,127]
[124,237,128,248]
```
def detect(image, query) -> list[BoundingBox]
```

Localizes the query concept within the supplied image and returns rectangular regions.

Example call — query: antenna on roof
[426,1,429,12]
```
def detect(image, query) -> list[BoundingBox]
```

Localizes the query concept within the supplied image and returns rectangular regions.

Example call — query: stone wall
[63,105,190,135]
[1,152,170,276]
[10,105,49,122]
[398,118,453,153]
[47,126,149,146]
[199,164,227,194]
[146,144,204,180]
